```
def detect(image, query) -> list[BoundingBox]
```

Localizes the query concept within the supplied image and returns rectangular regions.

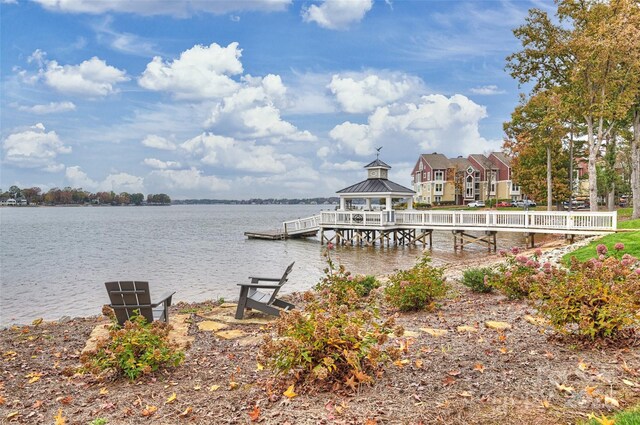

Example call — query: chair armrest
[248,276,280,282]
[151,291,175,307]
[109,304,152,309]
[237,283,282,289]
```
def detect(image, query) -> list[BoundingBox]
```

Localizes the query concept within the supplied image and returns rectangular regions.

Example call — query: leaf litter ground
[1,248,639,424]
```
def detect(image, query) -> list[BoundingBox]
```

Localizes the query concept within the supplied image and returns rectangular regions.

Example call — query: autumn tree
[507,0,640,211]
[504,91,571,209]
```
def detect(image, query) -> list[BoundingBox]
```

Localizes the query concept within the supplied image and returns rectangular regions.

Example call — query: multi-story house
[487,152,521,201]
[411,151,524,205]
[411,153,456,205]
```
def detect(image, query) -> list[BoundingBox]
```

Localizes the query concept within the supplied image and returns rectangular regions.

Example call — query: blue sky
[1,0,551,199]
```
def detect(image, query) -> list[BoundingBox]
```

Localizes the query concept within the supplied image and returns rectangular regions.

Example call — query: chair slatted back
[267,262,295,304]
[105,281,154,325]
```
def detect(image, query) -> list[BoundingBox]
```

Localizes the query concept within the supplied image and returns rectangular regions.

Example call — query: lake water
[0,205,530,325]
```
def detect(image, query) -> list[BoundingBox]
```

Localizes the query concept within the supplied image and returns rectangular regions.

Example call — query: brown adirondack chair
[235,262,295,319]
[105,281,175,326]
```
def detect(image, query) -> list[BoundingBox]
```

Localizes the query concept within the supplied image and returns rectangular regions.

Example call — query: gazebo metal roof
[337,178,414,195]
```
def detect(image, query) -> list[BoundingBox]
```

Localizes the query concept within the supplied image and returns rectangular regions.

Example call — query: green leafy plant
[462,267,497,293]
[533,252,640,339]
[80,313,185,380]
[260,291,402,387]
[314,245,380,308]
[90,418,108,425]
[385,254,448,311]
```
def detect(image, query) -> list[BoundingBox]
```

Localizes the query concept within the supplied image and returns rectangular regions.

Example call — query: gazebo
[336,158,415,211]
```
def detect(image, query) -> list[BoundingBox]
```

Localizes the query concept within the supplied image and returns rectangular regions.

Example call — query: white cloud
[181,132,292,173]
[322,160,364,171]
[103,172,144,193]
[205,74,316,142]
[33,0,291,17]
[65,165,98,189]
[316,146,331,158]
[141,135,177,151]
[2,123,71,170]
[328,72,424,113]
[329,121,370,155]
[39,54,129,97]
[65,165,144,192]
[143,158,182,169]
[94,17,159,56]
[139,42,243,100]
[469,85,506,95]
[16,101,76,114]
[146,168,230,193]
[303,0,373,30]
[330,94,500,157]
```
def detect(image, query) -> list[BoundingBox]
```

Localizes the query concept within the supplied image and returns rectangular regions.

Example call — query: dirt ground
[1,243,639,425]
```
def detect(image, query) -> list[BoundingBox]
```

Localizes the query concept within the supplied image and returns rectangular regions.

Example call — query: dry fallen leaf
[578,361,589,372]
[541,400,550,409]
[248,405,261,422]
[32,400,43,409]
[415,359,424,369]
[26,372,43,384]
[283,384,297,399]
[603,395,619,407]
[229,381,240,390]
[99,388,109,395]
[365,419,377,425]
[209,385,220,392]
[6,412,19,420]
[622,379,638,388]
[458,391,473,397]
[345,375,357,391]
[0,395,5,405]
[585,386,598,397]
[54,409,66,425]
[58,396,72,405]
[473,363,485,373]
[179,406,193,417]
[394,359,410,368]
[555,383,574,394]
[442,376,456,386]
[588,413,615,425]
[499,347,508,354]
[166,393,177,404]
[142,405,158,417]
[256,362,264,372]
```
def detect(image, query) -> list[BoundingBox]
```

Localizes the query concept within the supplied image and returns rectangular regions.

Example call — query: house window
[427,171,431,181]
[475,171,480,179]
[435,196,442,203]
[511,183,520,193]
[435,183,443,194]
[419,162,423,171]
[434,170,444,181]
[415,172,421,183]
[465,176,474,198]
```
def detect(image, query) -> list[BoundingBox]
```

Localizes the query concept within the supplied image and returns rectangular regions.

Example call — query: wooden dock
[246,210,618,250]
[244,229,318,240]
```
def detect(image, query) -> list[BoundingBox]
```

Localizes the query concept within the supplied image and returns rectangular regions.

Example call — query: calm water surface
[0,205,530,325]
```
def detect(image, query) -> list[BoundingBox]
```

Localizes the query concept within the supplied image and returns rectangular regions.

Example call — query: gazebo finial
[375,146,382,159]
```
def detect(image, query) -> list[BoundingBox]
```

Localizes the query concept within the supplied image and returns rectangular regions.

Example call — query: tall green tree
[507,0,640,211]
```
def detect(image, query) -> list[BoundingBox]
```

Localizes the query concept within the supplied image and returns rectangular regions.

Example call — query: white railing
[317,210,617,232]
[283,215,321,235]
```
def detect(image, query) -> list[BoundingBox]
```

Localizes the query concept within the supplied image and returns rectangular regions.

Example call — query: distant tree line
[172,197,339,205]
[0,185,171,206]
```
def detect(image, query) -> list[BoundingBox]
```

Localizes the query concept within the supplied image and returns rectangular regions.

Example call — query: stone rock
[216,329,247,340]
[197,321,228,332]
[456,325,478,333]
[485,321,512,331]
[420,328,448,337]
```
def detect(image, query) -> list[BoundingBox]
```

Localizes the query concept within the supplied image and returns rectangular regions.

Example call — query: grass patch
[618,218,640,230]
[580,404,640,425]
[563,231,640,263]
[617,207,632,220]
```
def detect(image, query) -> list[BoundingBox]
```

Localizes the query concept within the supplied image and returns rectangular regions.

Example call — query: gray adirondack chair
[105,281,175,326]
[235,262,295,319]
